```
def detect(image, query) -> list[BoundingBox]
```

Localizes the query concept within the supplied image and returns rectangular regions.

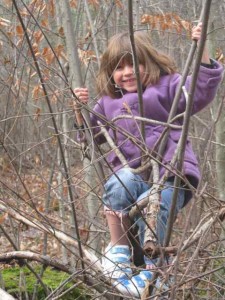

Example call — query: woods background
[0,0,225,299]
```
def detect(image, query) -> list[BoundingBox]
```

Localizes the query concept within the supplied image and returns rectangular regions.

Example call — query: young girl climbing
[73,23,223,297]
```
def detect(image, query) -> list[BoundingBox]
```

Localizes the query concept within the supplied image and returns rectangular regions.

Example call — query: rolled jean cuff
[104,206,129,217]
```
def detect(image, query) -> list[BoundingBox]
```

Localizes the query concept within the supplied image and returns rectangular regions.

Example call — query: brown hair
[96,30,177,98]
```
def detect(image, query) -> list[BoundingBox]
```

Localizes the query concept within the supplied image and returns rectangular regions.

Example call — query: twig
[112,115,182,130]
[97,121,128,167]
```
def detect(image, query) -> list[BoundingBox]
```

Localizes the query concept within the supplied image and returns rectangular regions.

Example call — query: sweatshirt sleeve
[169,60,224,115]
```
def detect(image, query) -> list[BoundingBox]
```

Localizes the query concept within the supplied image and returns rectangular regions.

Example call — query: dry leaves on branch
[78,48,97,65]
[216,48,225,64]
[115,0,123,9]
[70,0,78,9]
[88,0,99,7]
[141,13,192,36]
[32,85,44,101]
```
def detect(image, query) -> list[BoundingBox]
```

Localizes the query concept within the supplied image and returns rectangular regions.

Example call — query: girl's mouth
[123,78,135,83]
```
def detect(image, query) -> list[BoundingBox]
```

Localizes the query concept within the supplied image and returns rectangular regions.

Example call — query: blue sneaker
[113,270,168,298]
[102,244,132,280]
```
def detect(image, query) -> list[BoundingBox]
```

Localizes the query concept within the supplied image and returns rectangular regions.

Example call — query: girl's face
[113,62,145,93]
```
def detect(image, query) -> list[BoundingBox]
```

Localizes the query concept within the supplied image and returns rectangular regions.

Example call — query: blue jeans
[103,168,187,246]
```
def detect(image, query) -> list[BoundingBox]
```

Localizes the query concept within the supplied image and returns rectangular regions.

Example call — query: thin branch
[128,0,145,141]
[112,115,183,130]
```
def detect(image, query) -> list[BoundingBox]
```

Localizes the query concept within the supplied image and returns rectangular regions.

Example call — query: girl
[74,23,223,297]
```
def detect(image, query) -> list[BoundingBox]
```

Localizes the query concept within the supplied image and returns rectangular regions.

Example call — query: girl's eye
[116,65,123,70]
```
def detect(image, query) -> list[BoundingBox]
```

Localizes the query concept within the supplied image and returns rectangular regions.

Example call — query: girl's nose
[123,65,133,75]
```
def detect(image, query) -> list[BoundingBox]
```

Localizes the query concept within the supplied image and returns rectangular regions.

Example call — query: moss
[2,265,89,300]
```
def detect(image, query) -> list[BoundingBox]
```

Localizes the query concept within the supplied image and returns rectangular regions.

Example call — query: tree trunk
[59,0,103,254]
[209,21,225,200]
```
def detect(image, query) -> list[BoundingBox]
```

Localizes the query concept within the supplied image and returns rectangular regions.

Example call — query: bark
[208,20,225,201]
[215,97,225,200]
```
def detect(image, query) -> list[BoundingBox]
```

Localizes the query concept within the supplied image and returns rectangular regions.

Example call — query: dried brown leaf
[51,94,58,104]
[78,48,97,65]
[216,48,225,64]
[41,19,49,28]
[115,0,123,9]
[58,26,64,36]
[34,154,41,165]
[42,47,54,65]
[32,85,44,101]
[2,0,11,7]
[48,0,55,16]
[16,25,24,36]
[0,213,8,224]
[34,108,41,121]
[141,14,151,24]
[88,0,99,7]
[84,31,92,41]
[55,44,68,61]
[33,30,43,44]
[70,0,78,8]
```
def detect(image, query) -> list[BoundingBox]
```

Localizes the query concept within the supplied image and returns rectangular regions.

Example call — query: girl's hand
[73,87,89,127]
[192,22,203,41]
[73,87,89,109]
[72,87,89,127]
[192,22,211,64]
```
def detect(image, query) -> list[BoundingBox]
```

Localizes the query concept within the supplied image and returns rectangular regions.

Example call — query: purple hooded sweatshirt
[90,61,223,184]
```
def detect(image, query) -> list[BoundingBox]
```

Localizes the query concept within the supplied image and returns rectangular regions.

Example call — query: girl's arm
[167,23,223,116]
